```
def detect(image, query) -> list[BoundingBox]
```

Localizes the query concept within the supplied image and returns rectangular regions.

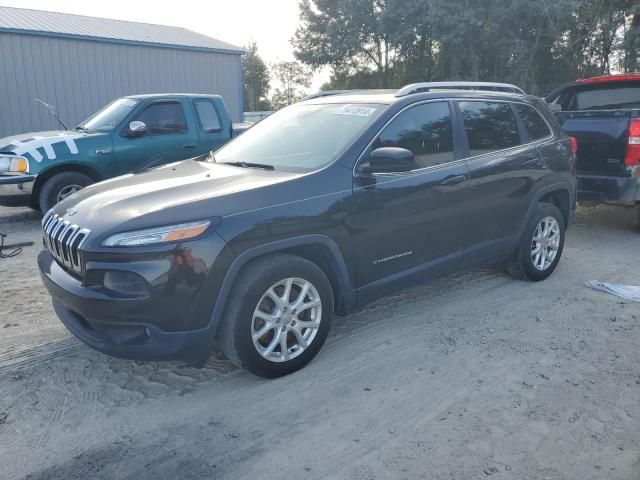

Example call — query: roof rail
[300,90,355,101]
[395,82,525,97]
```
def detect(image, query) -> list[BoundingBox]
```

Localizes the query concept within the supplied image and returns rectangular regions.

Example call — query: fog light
[103,271,149,297]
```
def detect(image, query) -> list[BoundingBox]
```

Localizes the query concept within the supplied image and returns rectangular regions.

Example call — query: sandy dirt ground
[1,204,639,480]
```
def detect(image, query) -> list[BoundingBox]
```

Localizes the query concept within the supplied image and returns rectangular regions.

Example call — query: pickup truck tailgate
[556,110,630,176]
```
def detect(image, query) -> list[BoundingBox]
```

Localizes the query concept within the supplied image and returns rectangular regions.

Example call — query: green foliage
[270,61,313,109]
[242,41,272,111]
[294,0,638,95]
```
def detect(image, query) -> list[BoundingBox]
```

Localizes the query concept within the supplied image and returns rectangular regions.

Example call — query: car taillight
[569,136,578,155]
[624,118,640,166]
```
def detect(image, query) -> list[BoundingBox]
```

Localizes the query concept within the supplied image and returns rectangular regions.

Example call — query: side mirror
[127,120,147,137]
[362,147,416,174]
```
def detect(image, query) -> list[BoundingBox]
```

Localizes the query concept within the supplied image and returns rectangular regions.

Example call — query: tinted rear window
[515,104,551,141]
[194,99,222,131]
[574,85,640,110]
[458,101,521,156]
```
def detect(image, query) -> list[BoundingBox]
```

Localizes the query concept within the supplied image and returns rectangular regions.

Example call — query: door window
[373,102,454,169]
[458,101,520,156]
[135,101,187,135]
[193,99,222,132]
[514,104,551,141]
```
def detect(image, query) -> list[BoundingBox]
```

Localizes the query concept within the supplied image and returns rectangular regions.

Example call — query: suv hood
[53,159,301,242]
[0,130,105,163]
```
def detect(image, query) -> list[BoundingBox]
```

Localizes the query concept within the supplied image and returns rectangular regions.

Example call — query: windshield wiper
[74,126,90,133]
[220,161,274,171]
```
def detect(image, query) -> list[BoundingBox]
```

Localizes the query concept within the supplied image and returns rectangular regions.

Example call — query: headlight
[0,156,29,173]
[102,220,211,247]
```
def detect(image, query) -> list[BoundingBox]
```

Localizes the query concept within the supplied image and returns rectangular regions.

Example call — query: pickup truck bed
[547,76,640,210]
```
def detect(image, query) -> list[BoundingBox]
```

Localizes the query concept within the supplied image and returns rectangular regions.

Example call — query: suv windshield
[78,98,139,132]
[215,103,383,171]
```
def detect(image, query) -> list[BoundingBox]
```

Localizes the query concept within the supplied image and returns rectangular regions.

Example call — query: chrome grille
[42,210,90,272]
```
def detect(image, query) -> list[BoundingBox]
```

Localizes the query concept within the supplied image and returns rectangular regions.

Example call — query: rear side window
[458,101,520,156]
[194,99,222,131]
[374,102,454,169]
[574,86,640,110]
[515,104,551,141]
[135,101,187,134]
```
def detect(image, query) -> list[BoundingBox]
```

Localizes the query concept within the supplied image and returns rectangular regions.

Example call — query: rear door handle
[523,154,545,168]
[440,174,467,186]
[183,143,197,149]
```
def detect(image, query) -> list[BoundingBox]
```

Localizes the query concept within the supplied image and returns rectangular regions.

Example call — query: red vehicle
[546,74,640,224]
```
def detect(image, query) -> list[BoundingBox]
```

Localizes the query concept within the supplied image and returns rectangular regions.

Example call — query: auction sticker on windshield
[333,105,377,117]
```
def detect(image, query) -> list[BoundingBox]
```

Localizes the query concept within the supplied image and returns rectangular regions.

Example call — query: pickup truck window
[215,103,382,172]
[575,86,640,110]
[78,98,139,132]
[134,101,187,135]
[193,99,222,132]
[515,104,551,141]
[458,101,521,156]
[373,102,454,169]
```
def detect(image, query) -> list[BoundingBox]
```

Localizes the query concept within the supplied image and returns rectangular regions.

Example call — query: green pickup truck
[0,94,248,212]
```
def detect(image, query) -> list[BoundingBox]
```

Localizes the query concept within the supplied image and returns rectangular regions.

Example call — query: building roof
[0,6,244,55]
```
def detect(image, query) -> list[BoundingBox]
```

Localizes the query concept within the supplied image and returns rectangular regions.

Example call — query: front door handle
[440,174,467,186]
[183,143,197,149]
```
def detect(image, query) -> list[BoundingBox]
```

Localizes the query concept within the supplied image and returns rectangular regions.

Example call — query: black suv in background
[38,82,576,378]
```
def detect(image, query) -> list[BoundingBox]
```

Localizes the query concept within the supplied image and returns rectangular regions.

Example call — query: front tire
[507,203,565,281]
[38,172,93,213]
[218,253,334,378]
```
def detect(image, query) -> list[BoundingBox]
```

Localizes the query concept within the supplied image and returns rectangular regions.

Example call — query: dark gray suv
[39,82,577,378]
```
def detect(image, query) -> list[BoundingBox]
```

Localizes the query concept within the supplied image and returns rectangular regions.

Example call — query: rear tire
[38,172,93,213]
[507,203,565,281]
[218,253,333,378]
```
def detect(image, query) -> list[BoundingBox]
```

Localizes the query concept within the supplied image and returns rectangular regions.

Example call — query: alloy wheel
[531,216,561,271]
[251,277,322,363]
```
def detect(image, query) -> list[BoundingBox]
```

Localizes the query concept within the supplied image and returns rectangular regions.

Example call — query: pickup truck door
[112,98,200,175]
[190,98,232,155]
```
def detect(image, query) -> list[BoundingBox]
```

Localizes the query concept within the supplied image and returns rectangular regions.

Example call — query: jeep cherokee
[38,82,577,378]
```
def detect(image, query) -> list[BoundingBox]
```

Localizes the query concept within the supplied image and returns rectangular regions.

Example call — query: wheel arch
[524,182,574,231]
[31,163,103,208]
[209,235,356,339]
[537,186,572,227]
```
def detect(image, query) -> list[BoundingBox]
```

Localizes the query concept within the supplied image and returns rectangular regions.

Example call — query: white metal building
[0,6,244,138]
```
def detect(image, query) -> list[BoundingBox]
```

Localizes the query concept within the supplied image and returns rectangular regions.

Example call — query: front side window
[458,101,521,156]
[78,98,139,132]
[194,99,222,132]
[214,103,383,172]
[515,104,551,141]
[373,102,454,169]
[134,101,187,135]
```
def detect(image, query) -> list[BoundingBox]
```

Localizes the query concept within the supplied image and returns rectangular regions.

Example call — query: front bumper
[38,244,225,361]
[0,174,36,206]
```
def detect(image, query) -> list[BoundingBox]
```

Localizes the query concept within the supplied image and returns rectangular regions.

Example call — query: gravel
[0,203,639,479]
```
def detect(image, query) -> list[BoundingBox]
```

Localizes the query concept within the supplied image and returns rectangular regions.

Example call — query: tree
[292,0,637,95]
[242,41,271,111]
[270,61,312,109]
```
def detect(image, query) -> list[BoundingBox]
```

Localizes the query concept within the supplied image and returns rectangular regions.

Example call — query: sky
[0,0,329,90]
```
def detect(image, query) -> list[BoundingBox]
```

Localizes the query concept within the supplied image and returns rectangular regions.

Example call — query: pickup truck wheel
[507,203,565,281]
[219,253,333,378]
[39,172,93,213]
